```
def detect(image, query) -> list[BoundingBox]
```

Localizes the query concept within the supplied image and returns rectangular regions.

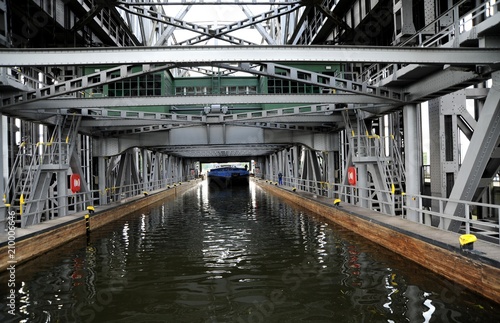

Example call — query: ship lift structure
[0,0,499,243]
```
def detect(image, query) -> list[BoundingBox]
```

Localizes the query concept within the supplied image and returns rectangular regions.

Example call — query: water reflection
[1,181,499,322]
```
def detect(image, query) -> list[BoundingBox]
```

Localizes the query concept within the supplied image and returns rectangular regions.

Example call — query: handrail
[399,0,469,47]
[260,175,500,244]
[360,0,499,84]
[3,141,27,206]
[18,176,189,227]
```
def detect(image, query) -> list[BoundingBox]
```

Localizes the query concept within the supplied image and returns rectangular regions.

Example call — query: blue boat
[207,165,250,187]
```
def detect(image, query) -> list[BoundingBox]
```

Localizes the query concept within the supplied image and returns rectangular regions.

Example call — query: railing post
[465,203,470,234]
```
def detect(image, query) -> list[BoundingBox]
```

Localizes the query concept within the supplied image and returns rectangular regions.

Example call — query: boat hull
[207,167,250,188]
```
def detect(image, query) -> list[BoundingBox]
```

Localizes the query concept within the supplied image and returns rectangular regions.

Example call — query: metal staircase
[5,114,81,227]
[342,110,406,215]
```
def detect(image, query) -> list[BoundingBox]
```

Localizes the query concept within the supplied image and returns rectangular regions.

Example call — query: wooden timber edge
[255,181,500,304]
[0,180,200,272]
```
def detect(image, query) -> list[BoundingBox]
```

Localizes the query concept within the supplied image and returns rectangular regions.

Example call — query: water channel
[1,182,499,322]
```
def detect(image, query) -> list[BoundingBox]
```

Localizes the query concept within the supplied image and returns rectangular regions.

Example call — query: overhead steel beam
[118,1,300,5]
[175,3,301,45]
[1,46,498,67]
[119,4,258,46]
[8,94,393,112]
[218,62,405,102]
[0,64,175,109]
[0,61,399,110]
[93,123,335,157]
[78,116,338,131]
[18,104,344,136]
[118,5,214,38]
[404,67,489,103]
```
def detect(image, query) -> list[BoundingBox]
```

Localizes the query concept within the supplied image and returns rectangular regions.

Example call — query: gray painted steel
[1,46,499,66]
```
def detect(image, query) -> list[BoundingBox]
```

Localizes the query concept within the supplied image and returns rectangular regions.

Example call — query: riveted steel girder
[117,1,297,5]
[219,62,404,102]
[404,67,490,103]
[1,46,498,67]
[171,3,302,45]
[11,104,344,136]
[0,64,174,109]
[445,71,500,231]
[93,123,335,157]
[118,4,258,46]
[10,94,391,112]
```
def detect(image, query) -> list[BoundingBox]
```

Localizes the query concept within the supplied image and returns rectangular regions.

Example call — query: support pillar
[357,164,368,208]
[57,170,68,217]
[142,149,149,191]
[404,103,421,222]
[292,145,299,189]
[326,150,335,198]
[446,71,500,231]
[393,0,416,44]
[429,90,465,228]
[98,156,107,205]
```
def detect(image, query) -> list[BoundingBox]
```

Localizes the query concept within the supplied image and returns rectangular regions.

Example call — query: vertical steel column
[446,71,500,231]
[268,154,274,181]
[404,103,421,222]
[357,163,368,207]
[142,149,149,192]
[393,0,416,44]
[98,156,106,205]
[284,148,294,188]
[161,154,167,186]
[166,155,172,185]
[255,156,265,179]
[292,145,299,189]
[429,90,465,228]
[57,170,68,217]
[115,153,127,196]
[172,156,178,184]
[326,151,335,198]
[278,149,284,183]
[175,157,183,182]
[423,0,436,31]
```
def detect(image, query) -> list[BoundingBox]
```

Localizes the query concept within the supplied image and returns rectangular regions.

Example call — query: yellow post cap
[459,234,477,246]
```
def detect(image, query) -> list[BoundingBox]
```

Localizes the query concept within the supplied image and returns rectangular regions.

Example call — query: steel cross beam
[24,104,343,136]
[216,62,405,103]
[0,64,175,109]
[176,3,302,45]
[118,4,257,45]
[11,94,393,113]
[1,46,497,67]
[118,1,300,5]
[154,5,192,46]
[241,5,277,45]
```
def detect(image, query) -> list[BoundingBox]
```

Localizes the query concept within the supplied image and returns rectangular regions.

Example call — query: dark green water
[1,182,499,322]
